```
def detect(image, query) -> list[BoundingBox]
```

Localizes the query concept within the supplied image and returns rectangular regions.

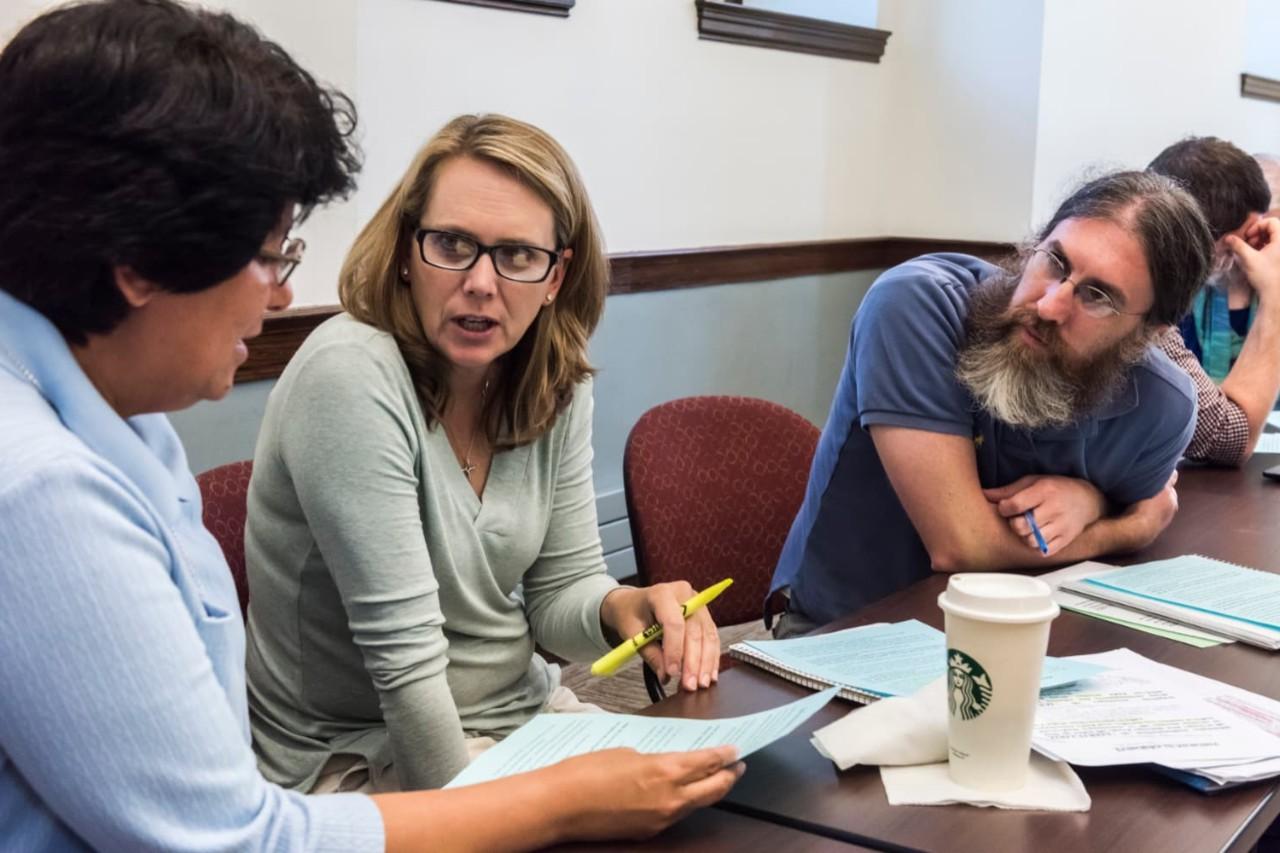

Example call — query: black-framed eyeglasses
[1028,247,1146,319]
[414,228,561,284]
[257,236,306,285]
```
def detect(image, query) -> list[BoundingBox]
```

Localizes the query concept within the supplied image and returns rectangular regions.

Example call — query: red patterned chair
[623,396,820,701]
[195,460,254,618]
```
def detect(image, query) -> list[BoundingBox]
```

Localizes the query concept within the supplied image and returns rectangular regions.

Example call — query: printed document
[446,686,840,788]
[1081,556,1280,629]
[1048,560,1280,649]
[1033,649,1280,768]
[1054,589,1229,648]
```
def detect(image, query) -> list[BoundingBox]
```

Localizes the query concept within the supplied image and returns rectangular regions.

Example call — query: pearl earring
[545,294,554,304]
[401,267,409,280]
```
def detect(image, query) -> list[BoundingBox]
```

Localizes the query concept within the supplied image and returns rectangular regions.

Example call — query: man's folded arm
[870,425,1172,572]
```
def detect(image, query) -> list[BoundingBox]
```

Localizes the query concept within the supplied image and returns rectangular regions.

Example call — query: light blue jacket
[0,289,382,851]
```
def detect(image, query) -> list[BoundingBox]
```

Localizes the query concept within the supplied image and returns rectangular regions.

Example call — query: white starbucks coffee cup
[937,573,1059,791]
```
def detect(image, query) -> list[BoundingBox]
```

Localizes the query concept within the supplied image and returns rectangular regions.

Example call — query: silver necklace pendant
[451,376,490,482]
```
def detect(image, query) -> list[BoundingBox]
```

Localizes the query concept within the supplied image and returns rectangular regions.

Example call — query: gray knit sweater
[244,314,617,792]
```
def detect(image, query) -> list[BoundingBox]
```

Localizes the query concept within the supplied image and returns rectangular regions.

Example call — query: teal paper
[1083,556,1280,631]
[740,619,1104,697]
[446,686,840,788]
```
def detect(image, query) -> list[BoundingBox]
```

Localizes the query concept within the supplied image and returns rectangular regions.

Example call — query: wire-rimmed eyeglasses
[1028,247,1146,319]
[257,236,306,285]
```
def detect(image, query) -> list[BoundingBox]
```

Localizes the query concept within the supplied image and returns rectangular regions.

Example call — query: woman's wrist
[598,585,637,642]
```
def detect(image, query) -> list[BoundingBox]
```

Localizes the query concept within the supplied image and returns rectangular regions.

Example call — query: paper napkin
[811,676,1090,812]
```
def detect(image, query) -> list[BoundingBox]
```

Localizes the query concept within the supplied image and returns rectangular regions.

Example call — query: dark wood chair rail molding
[694,0,891,64]
[1241,73,1280,104]
[237,235,1012,383]
[428,0,574,18]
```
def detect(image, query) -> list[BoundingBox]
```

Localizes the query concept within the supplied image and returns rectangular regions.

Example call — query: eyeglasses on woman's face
[414,228,561,284]
[256,236,306,285]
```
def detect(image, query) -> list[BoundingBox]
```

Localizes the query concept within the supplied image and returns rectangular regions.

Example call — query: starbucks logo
[948,649,993,721]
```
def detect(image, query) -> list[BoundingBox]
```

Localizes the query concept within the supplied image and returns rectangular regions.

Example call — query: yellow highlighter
[591,578,733,677]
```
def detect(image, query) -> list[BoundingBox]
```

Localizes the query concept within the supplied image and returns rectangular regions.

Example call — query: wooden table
[548,807,873,851]
[645,455,1280,852]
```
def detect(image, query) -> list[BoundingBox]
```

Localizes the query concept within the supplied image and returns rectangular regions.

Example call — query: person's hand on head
[600,582,721,691]
[1227,217,1280,304]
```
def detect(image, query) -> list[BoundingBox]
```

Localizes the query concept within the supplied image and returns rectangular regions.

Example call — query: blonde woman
[245,114,723,794]
[0,1,737,847]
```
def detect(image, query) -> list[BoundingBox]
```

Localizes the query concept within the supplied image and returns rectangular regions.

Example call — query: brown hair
[339,114,607,448]
[1148,136,1269,239]
[1033,170,1211,326]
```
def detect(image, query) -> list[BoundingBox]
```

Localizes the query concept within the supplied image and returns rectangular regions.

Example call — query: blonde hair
[339,114,607,448]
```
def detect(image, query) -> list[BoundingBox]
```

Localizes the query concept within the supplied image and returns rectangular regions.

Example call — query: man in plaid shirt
[1149,139,1280,466]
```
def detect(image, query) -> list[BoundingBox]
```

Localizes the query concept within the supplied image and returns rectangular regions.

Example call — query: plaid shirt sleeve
[1156,326,1251,465]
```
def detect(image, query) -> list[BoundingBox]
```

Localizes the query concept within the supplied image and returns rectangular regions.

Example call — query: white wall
[13,0,1280,493]
[353,0,890,274]
[12,1,1280,299]
[877,0,1045,240]
[1245,0,1280,81]
[1032,0,1280,225]
[0,0,1046,306]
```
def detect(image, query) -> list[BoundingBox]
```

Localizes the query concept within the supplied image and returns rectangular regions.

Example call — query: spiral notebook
[1060,555,1280,650]
[729,620,1106,704]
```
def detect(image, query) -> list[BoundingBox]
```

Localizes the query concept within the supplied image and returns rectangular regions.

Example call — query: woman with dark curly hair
[0,3,739,850]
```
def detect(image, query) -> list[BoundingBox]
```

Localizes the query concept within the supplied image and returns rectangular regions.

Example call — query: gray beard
[955,274,1153,430]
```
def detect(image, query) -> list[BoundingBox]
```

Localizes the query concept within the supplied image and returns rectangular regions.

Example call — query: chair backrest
[623,396,819,627]
[195,460,253,618]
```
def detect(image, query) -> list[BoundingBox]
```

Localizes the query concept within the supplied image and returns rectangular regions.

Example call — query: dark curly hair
[0,0,361,344]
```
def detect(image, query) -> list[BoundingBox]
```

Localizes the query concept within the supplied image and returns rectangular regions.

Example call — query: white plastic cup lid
[937,573,1059,624]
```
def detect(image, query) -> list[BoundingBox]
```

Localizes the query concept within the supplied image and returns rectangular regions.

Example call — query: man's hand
[1227,217,1280,304]
[982,475,1108,557]
[1116,470,1180,549]
[600,583,721,691]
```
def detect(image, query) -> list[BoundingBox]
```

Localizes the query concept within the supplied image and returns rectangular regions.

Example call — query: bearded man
[767,171,1213,637]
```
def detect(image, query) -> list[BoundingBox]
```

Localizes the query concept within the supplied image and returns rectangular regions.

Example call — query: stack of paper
[1059,556,1280,650]
[1033,649,1280,789]
[1054,588,1231,648]
[729,620,1105,704]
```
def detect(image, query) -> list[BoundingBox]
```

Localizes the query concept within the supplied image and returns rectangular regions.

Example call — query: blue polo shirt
[770,254,1196,626]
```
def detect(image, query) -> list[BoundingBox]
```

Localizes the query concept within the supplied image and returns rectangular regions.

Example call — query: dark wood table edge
[715,799,929,852]
[1223,787,1279,853]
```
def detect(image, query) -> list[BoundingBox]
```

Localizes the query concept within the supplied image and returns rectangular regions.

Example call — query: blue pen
[1024,510,1049,555]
